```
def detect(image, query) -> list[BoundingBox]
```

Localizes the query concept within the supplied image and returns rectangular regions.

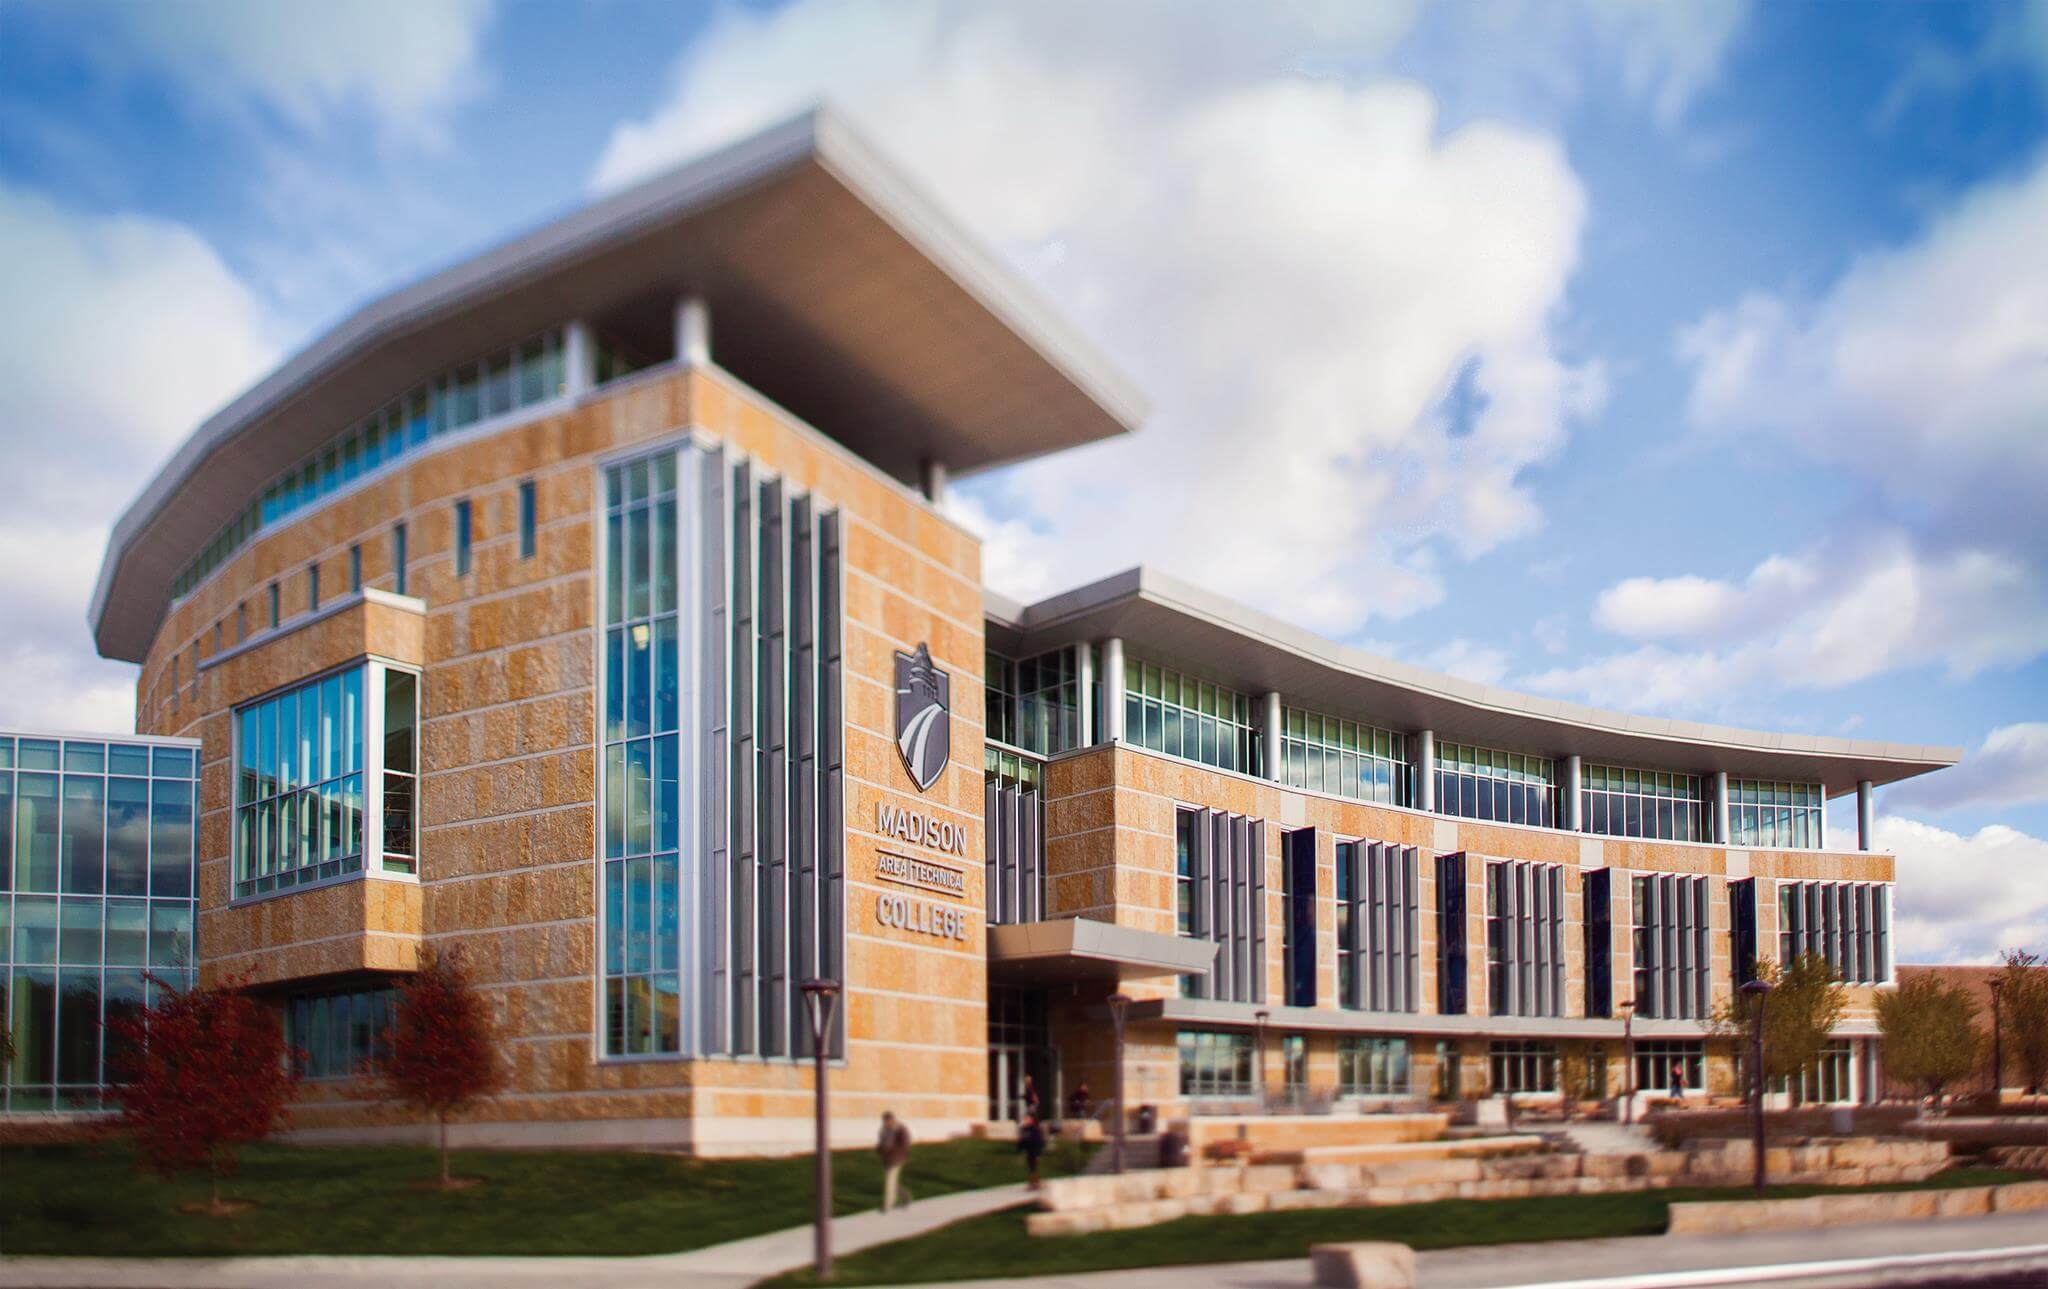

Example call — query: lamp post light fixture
[1741,978,1774,1197]
[800,978,842,1281]
[1990,979,2005,1107]
[1618,998,1636,1126]
[1253,1009,1270,1109]
[1107,993,1131,1175]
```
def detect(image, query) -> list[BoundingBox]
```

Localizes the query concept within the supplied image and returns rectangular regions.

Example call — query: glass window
[519,480,537,560]
[1582,764,1704,842]
[1339,1037,1411,1095]
[1436,742,1557,828]
[285,986,397,1080]
[233,666,382,898]
[1729,779,1824,849]
[393,522,409,596]
[1178,1030,1255,1100]
[1280,708,1407,805]
[1123,659,1259,774]
[454,499,473,576]
[1488,1040,1559,1094]
[381,668,417,874]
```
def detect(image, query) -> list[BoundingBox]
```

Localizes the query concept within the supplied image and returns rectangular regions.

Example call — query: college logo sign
[894,643,950,792]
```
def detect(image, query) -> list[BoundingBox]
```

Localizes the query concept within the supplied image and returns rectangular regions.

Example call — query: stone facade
[134,363,990,1153]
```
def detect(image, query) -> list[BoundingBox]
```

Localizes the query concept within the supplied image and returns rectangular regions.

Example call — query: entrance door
[987,985,1051,1121]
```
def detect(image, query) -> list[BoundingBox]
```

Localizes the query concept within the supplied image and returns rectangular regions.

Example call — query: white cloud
[1884,815,2048,964]
[1525,530,2048,713]
[0,186,278,731]
[1423,639,1512,687]
[1679,152,2048,557]
[596,1,1604,636]
[1888,724,2048,815]
[1543,146,2048,714]
[106,0,496,144]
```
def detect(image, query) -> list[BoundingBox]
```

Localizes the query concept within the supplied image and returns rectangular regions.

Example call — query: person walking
[1021,1072,1041,1119]
[1018,1112,1047,1190]
[1671,1063,1689,1102]
[877,1111,913,1212]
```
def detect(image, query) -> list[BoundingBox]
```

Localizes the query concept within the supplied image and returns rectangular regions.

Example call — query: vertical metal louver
[599,442,844,1061]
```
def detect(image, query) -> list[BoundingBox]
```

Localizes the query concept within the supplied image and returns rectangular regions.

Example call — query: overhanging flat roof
[91,107,1145,662]
[990,567,1961,796]
[989,917,1218,984]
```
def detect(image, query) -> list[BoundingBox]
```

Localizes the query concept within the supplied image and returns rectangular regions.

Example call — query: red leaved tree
[105,974,298,1215]
[375,949,503,1186]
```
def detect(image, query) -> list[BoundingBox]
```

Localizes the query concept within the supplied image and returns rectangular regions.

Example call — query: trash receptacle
[1137,1104,1158,1134]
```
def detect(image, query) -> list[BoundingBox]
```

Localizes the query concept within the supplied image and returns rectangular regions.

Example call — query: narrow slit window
[519,479,537,559]
[454,499,473,576]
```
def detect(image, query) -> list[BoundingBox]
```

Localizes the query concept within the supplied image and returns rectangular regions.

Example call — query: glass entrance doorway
[987,986,1052,1121]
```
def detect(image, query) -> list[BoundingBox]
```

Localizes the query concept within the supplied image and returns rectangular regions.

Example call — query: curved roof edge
[91,105,1147,663]
[988,566,1962,794]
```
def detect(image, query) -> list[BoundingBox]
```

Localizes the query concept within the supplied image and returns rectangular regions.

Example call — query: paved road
[906,1210,2048,1288]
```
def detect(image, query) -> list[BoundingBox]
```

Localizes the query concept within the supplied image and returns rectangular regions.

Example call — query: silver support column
[1076,642,1095,746]
[563,320,594,398]
[1857,780,1875,851]
[677,296,712,366]
[1101,638,1125,742]
[1262,692,1283,782]
[1713,770,1731,845]
[1564,755,1584,832]
[918,459,948,505]
[1415,729,1436,812]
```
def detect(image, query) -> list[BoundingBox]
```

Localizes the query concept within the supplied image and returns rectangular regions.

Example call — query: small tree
[376,950,503,1186]
[1713,954,1846,1100]
[1996,949,2048,1096]
[1878,973,1981,1107]
[105,975,297,1215]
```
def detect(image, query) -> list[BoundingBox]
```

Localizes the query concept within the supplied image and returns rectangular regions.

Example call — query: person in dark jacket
[877,1111,913,1212]
[1018,1112,1047,1190]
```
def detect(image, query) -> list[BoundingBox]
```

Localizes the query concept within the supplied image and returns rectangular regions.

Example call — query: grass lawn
[762,1166,2034,1287]
[0,1134,1085,1258]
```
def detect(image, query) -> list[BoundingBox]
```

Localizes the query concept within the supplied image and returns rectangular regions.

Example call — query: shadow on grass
[762,1166,2036,1287]
[1,1135,1085,1258]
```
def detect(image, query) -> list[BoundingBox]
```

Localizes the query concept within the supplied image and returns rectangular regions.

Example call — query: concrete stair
[1084,1133,1162,1174]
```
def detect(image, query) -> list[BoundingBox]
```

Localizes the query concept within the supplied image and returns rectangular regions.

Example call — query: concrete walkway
[0,1181,1032,1289]
[898,1209,2048,1287]
[1556,1122,1657,1155]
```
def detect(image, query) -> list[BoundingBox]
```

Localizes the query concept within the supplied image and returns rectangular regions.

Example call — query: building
[53,109,1957,1147]
[1,731,199,1111]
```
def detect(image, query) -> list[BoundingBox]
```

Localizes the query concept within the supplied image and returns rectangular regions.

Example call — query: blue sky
[2,1,2044,961]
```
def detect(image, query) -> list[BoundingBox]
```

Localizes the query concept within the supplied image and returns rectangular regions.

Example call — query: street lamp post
[1253,1010,1270,1110]
[1107,994,1131,1175]
[801,978,842,1281]
[1990,979,2005,1107]
[1618,999,1636,1126]
[1741,978,1774,1197]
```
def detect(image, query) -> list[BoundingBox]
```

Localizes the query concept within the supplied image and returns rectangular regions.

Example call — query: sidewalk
[0,1181,1032,1289]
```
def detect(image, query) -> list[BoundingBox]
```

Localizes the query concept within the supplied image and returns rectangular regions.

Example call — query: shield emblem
[894,643,951,792]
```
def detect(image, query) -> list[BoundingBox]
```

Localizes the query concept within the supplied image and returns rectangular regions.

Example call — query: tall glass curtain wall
[1435,743,1556,828]
[1125,662,1259,774]
[1280,710,1406,805]
[1777,881,1890,984]
[600,446,844,1060]
[1583,765,1704,842]
[3,736,197,1111]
